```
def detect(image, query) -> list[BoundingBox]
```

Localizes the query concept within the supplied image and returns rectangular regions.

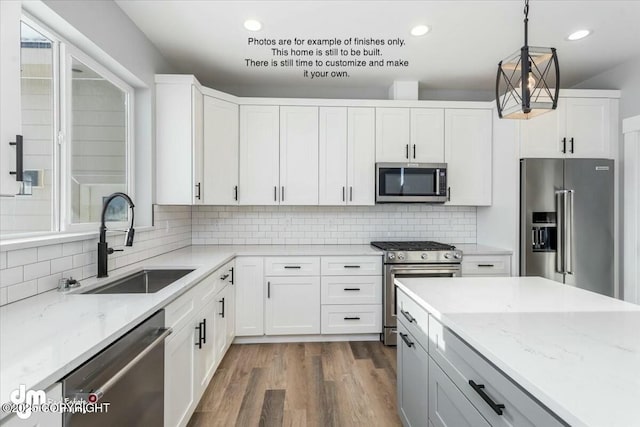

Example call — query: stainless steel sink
[82,269,195,294]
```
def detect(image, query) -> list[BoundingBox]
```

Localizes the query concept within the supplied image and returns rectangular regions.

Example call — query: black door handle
[413,144,416,159]
[344,316,360,320]
[9,135,23,181]
[195,320,204,349]
[234,185,238,201]
[477,264,495,268]
[220,274,229,280]
[405,144,409,159]
[570,137,574,154]
[229,267,234,285]
[447,187,451,202]
[202,318,207,344]
[195,182,201,200]
[399,332,414,347]
[343,287,361,291]
[469,380,506,415]
[284,266,301,269]
[401,309,416,323]
[220,297,225,318]
[267,281,271,298]
[343,265,361,269]
[562,137,567,153]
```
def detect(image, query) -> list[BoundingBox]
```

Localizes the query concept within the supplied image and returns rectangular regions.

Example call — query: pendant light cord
[524,0,529,46]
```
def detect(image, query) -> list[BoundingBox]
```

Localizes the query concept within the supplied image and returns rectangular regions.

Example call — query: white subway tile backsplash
[0,205,192,306]
[7,248,38,267]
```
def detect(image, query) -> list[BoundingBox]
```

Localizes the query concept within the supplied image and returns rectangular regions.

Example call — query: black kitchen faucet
[97,192,135,278]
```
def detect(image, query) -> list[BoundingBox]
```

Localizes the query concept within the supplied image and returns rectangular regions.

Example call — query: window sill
[0,226,154,252]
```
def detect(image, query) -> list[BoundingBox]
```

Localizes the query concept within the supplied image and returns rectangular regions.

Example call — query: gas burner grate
[370,241,456,251]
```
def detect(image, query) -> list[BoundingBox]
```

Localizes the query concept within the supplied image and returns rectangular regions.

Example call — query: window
[0,16,133,238]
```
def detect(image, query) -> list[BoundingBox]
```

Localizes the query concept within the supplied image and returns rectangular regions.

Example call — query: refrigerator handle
[555,190,565,274]
[565,190,574,274]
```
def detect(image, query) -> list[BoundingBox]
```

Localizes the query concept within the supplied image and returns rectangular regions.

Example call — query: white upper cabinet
[445,109,492,206]
[239,105,280,205]
[520,97,613,159]
[203,96,239,205]
[319,107,348,205]
[411,108,445,163]
[279,106,319,205]
[156,80,204,204]
[347,107,376,205]
[376,108,411,162]
[376,107,445,163]
[319,107,375,205]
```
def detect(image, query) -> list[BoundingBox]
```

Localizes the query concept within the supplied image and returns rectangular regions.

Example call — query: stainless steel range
[371,241,462,346]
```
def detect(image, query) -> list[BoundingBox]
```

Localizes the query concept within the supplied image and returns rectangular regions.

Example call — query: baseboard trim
[233,333,381,344]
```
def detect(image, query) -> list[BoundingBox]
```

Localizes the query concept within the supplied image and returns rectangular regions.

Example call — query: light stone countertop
[0,244,382,415]
[454,243,513,256]
[395,276,640,427]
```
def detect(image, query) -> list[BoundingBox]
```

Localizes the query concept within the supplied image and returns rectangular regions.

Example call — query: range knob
[397,252,406,261]
[454,253,462,260]
[388,253,396,260]
[444,253,452,260]
[421,253,428,260]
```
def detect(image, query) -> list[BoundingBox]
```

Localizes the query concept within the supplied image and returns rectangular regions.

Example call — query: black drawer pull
[195,321,203,349]
[220,274,229,280]
[9,135,23,181]
[343,287,361,291]
[220,297,225,318]
[400,309,416,324]
[344,316,360,320]
[343,265,361,269]
[477,264,495,268]
[469,380,505,415]
[284,266,301,269]
[399,332,414,347]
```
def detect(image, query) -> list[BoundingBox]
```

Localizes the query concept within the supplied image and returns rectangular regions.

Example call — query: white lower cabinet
[265,276,321,335]
[397,321,429,427]
[429,358,489,427]
[461,254,512,277]
[235,257,265,336]
[320,304,381,334]
[165,320,197,427]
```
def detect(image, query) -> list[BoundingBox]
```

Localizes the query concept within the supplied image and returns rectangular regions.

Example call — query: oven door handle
[390,267,462,276]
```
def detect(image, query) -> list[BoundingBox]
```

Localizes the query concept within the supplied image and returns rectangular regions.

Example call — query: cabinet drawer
[462,255,511,276]
[321,304,381,334]
[165,273,216,331]
[429,317,563,427]
[396,287,430,351]
[264,256,320,276]
[321,276,382,305]
[321,256,382,275]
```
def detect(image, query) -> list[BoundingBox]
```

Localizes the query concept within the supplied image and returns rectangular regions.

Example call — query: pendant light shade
[496,0,560,119]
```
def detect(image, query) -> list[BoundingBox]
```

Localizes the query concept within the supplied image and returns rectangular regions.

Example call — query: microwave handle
[435,169,440,195]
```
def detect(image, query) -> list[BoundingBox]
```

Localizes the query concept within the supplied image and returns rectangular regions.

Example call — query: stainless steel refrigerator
[520,158,614,296]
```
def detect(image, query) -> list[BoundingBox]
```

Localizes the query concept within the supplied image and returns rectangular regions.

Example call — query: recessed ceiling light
[244,19,262,32]
[567,29,591,41]
[411,25,430,37]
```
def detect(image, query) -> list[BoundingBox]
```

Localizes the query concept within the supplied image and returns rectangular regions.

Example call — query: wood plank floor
[187,341,401,427]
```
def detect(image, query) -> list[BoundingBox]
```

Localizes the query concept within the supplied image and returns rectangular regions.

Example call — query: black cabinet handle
[350,186,353,202]
[562,137,567,153]
[220,297,225,318]
[267,281,271,298]
[570,137,574,154]
[413,144,416,159]
[202,318,207,344]
[477,264,495,268]
[405,144,409,159]
[344,316,361,320]
[195,320,204,349]
[284,266,301,269]
[447,187,451,202]
[220,274,229,280]
[342,186,345,202]
[401,309,416,324]
[343,265,361,269]
[343,287,361,291]
[229,267,234,285]
[9,135,23,181]
[399,332,414,348]
[274,186,277,201]
[195,182,201,200]
[469,380,505,415]
[281,186,285,202]
[234,185,238,201]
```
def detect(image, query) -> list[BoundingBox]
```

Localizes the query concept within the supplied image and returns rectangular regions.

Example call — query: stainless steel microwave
[376,162,447,203]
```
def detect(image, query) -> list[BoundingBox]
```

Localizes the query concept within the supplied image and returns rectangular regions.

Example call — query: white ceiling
[116,0,640,98]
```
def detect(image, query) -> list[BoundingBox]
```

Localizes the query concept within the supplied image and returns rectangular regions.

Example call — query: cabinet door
[193,303,216,400]
[429,358,490,427]
[265,276,320,335]
[445,109,492,206]
[280,106,319,205]
[519,107,563,158]
[213,286,228,362]
[376,108,411,162]
[411,108,445,162]
[235,257,265,336]
[348,107,376,205]
[239,105,280,205]
[0,1,22,196]
[2,383,62,427]
[397,322,429,427]
[165,322,197,427]
[319,107,348,205]
[204,96,239,205]
[225,281,236,348]
[564,98,611,158]
[192,86,204,204]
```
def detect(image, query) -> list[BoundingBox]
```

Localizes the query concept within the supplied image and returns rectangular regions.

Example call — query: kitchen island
[395,277,640,427]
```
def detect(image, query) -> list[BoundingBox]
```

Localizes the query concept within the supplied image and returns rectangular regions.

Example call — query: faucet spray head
[125,228,135,247]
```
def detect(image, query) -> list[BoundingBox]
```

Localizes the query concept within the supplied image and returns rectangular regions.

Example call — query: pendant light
[496,0,560,119]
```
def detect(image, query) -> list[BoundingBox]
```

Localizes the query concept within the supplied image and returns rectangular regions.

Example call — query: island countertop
[395,276,640,427]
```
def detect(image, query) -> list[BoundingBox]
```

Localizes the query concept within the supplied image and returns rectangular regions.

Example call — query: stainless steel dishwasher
[62,310,171,426]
